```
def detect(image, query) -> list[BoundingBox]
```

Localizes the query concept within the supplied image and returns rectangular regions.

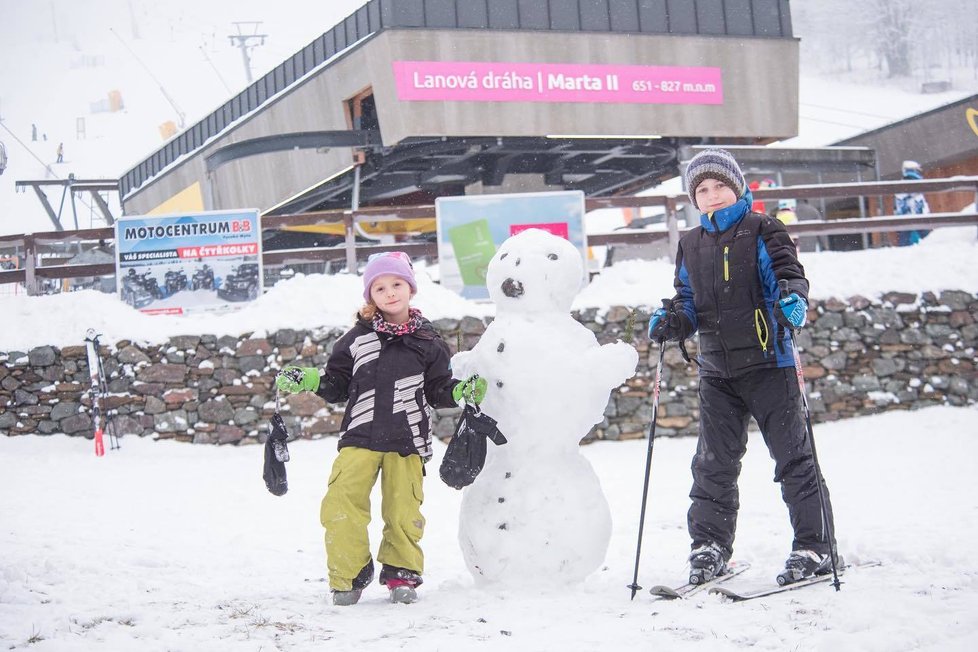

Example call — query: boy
[648,148,839,586]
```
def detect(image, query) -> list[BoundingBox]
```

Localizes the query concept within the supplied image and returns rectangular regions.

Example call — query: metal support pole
[24,234,37,296]
[69,178,80,232]
[856,167,868,249]
[345,164,361,274]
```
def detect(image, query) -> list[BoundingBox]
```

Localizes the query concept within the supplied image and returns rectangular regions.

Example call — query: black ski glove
[647,300,694,343]
[263,413,290,496]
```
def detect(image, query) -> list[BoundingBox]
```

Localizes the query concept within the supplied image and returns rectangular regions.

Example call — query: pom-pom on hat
[362,251,417,301]
[684,148,747,211]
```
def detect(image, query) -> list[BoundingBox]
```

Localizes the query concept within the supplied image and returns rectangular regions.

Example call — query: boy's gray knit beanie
[684,148,746,210]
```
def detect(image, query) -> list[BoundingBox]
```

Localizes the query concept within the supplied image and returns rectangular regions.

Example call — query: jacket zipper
[710,216,730,375]
[723,245,730,282]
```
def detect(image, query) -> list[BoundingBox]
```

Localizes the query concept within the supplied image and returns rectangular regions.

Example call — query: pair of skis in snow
[84,329,120,456]
[649,561,881,602]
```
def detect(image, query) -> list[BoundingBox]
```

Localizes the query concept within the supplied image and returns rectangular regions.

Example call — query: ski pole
[93,332,121,451]
[777,280,841,591]
[627,333,668,600]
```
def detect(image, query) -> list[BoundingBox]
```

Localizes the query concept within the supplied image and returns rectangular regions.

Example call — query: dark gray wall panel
[424,0,458,27]
[580,0,612,31]
[666,0,696,34]
[638,0,668,33]
[724,0,754,36]
[609,0,640,31]
[551,0,581,31]
[752,0,782,37]
[457,0,490,28]
[697,0,726,35]
[390,0,425,26]
[518,0,550,29]
[487,0,520,29]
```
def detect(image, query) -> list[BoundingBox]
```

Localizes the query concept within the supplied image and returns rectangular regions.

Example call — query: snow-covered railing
[2,177,977,296]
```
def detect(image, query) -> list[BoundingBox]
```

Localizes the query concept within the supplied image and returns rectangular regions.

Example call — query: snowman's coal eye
[500,253,508,260]
[547,253,558,260]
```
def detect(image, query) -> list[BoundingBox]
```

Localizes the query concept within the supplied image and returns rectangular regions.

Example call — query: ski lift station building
[120,0,799,245]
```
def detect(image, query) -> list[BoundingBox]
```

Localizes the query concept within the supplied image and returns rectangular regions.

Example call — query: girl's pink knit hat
[362,251,417,301]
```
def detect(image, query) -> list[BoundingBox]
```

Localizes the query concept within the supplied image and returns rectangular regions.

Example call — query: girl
[277,252,484,605]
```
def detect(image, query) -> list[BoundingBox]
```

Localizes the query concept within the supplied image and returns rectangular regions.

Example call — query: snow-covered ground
[2,405,976,651]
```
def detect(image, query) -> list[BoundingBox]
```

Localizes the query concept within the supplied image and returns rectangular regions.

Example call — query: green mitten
[276,366,321,394]
[452,374,488,405]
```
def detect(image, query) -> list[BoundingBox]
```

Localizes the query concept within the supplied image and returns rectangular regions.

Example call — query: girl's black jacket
[315,316,459,461]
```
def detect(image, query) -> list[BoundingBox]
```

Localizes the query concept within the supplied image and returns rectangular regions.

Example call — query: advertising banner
[393,60,723,105]
[435,191,586,300]
[115,210,262,315]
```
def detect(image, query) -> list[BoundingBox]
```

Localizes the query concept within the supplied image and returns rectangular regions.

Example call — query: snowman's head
[486,229,584,314]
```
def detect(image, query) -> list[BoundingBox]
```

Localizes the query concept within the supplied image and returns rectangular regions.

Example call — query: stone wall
[1,291,975,444]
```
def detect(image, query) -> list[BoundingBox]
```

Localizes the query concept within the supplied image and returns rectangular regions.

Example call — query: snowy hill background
[1,0,976,235]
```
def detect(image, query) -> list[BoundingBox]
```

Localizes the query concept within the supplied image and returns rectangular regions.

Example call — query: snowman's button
[496,380,503,388]
[497,341,505,353]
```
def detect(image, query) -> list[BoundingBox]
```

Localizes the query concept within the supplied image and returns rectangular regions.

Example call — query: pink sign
[510,222,569,239]
[393,60,723,105]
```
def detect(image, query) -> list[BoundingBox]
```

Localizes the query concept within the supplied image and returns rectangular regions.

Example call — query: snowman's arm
[585,341,639,388]
[450,350,472,378]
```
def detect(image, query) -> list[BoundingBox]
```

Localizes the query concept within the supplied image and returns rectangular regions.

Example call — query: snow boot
[331,588,363,606]
[387,580,418,604]
[776,550,843,586]
[331,559,374,607]
[688,542,728,585]
[380,564,422,604]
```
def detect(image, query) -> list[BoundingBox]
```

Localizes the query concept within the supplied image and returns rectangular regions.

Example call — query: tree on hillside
[874,0,913,77]
[792,0,976,81]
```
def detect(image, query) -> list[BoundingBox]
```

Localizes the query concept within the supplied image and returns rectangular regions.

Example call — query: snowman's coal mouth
[501,278,524,298]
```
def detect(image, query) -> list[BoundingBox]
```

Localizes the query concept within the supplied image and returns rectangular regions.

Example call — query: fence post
[344,213,357,273]
[24,234,38,296]
[665,198,680,263]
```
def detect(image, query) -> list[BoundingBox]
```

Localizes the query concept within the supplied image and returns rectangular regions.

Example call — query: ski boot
[776,550,843,586]
[688,542,728,585]
[331,559,374,607]
[380,564,423,604]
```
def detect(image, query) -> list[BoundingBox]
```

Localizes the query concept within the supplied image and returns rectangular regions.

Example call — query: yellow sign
[967,107,978,138]
[147,182,205,215]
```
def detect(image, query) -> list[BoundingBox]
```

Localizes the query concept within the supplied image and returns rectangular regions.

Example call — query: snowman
[451,228,638,584]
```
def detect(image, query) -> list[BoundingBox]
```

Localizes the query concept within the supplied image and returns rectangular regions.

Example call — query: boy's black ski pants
[687,367,836,560]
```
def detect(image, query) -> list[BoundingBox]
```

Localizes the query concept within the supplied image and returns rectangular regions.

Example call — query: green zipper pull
[723,246,730,281]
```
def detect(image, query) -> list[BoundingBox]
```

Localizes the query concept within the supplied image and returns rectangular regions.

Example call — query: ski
[649,562,751,600]
[84,330,106,457]
[709,561,882,602]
